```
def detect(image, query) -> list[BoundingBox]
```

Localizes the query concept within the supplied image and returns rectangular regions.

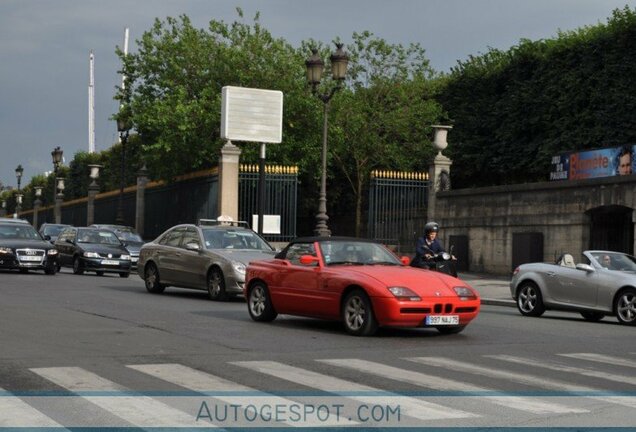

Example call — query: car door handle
[546,271,556,277]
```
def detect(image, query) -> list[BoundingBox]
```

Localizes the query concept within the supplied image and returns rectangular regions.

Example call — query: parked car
[137,219,276,300]
[39,223,72,243]
[511,250,636,325]
[54,227,131,277]
[0,219,58,274]
[244,236,480,336]
[90,224,145,269]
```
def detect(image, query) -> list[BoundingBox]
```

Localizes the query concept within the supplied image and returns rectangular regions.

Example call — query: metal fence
[367,170,429,253]
[239,165,298,242]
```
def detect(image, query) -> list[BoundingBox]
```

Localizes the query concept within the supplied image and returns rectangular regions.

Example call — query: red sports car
[244,237,480,336]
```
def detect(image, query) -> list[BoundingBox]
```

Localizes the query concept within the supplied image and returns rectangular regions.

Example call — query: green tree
[327,32,445,235]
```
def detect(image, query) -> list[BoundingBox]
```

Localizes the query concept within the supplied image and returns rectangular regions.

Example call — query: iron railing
[239,165,298,242]
[367,170,429,252]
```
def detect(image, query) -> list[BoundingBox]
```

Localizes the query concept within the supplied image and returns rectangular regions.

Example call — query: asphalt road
[1,268,635,428]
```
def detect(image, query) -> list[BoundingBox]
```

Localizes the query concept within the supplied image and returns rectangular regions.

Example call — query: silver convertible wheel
[615,289,636,325]
[342,290,378,336]
[516,282,545,317]
[247,282,277,322]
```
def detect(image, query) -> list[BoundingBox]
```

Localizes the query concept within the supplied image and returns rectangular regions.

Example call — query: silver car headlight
[232,261,246,275]
[120,254,131,261]
[47,249,58,255]
[83,252,100,258]
[0,247,13,254]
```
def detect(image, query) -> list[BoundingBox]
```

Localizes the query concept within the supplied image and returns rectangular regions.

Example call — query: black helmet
[424,222,439,235]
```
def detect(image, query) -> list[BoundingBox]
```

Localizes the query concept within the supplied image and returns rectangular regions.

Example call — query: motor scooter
[411,245,458,277]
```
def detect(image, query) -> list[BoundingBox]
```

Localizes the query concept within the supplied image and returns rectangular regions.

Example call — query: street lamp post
[116,118,130,225]
[33,186,43,228]
[15,165,23,192]
[305,43,349,237]
[0,200,6,217]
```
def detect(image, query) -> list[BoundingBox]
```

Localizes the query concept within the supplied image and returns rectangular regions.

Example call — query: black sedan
[54,227,131,277]
[0,219,58,274]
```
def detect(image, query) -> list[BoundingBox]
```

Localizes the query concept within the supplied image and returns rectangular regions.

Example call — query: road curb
[481,298,515,307]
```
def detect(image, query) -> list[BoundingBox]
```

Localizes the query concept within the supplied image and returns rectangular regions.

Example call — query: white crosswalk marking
[232,360,477,421]
[319,358,587,414]
[487,355,636,386]
[559,353,636,369]
[0,387,64,427]
[30,367,208,427]
[408,357,636,410]
[128,363,356,426]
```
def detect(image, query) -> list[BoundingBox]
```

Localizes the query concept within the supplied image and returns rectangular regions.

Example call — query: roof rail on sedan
[198,218,250,228]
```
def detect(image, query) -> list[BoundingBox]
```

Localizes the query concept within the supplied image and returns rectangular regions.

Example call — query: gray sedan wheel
[615,288,636,325]
[247,282,277,322]
[144,263,165,294]
[516,282,545,317]
[342,290,378,336]
[207,268,228,301]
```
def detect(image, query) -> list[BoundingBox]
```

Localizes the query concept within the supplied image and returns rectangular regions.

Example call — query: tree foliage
[438,6,636,188]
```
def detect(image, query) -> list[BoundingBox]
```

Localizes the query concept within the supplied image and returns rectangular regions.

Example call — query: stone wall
[433,175,636,274]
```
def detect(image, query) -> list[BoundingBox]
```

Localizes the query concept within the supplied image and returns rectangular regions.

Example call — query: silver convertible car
[137,220,276,300]
[510,250,636,325]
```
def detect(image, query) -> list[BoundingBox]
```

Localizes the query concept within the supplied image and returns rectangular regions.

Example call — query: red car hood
[344,265,468,297]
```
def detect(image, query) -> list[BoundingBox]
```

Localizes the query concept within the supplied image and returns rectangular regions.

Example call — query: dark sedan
[39,223,72,244]
[0,219,58,274]
[90,224,144,269]
[54,227,131,277]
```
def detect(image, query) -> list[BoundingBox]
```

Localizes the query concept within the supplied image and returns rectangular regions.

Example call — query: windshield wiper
[366,261,401,266]
[328,261,360,266]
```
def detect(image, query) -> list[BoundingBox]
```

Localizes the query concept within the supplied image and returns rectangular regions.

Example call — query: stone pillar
[218,141,241,221]
[135,164,148,237]
[54,193,63,224]
[87,182,99,226]
[427,125,453,223]
[33,198,42,229]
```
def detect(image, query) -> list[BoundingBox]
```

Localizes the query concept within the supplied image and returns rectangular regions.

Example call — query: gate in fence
[367,170,429,253]
[239,165,298,242]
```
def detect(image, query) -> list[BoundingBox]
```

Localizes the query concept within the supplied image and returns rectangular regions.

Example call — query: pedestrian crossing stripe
[319,358,587,414]
[0,353,632,428]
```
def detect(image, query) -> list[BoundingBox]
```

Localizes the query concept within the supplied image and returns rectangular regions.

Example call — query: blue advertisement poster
[550,144,636,181]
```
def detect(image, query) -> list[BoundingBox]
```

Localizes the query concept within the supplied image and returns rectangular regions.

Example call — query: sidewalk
[457,272,515,307]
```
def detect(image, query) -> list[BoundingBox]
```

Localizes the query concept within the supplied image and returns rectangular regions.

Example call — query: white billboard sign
[221,86,283,143]
[252,215,281,234]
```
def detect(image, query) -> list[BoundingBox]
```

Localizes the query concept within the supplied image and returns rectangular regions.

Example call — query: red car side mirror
[299,255,320,265]
[400,256,411,265]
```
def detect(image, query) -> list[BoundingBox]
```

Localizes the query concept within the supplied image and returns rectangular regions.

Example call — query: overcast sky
[1,0,635,190]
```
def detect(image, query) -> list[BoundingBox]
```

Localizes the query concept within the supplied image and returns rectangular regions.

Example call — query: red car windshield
[318,240,401,266]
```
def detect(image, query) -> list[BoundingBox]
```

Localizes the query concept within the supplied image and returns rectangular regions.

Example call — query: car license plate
[101,260,119,266]
[425,315,459,325]
[20,256,41,262]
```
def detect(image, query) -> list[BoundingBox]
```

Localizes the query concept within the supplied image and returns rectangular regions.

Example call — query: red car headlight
[453,286,477,300]
[388,286,421,301]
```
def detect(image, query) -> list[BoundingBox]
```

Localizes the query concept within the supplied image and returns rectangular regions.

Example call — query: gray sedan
[510,250,636,325]
[137,222,276,300]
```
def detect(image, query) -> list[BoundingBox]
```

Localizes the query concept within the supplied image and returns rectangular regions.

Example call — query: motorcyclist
[411,222,453,269]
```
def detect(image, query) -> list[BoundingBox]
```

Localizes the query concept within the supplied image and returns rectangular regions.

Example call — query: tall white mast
[118,27,129,144]
[88,50,95,153]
